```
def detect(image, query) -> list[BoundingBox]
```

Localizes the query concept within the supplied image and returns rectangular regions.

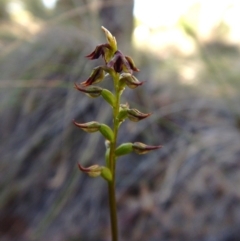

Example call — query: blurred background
[0,0,240,240]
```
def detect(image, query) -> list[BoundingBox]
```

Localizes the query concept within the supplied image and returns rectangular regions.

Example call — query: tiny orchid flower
[132,142,163,155]
[81,66,105,86]
[119,73,144,89]
[74,83,103,98]
[107,50,140,73]
[127,108,151,122]
[86,44,111,61]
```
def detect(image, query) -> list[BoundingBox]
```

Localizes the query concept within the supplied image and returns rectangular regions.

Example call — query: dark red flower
[80,67,105,86]
[107,50,140,73]
[86,44,111,60]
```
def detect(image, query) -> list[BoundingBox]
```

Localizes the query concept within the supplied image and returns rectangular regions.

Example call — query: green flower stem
[108,181,118,241]
[74,27,162,241]
[108,73,121,241]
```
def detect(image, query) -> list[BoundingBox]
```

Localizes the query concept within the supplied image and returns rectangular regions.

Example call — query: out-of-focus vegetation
[0,1,240,241]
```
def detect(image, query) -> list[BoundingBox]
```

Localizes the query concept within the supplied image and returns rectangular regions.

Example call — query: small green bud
[101,26,117,52]
[88,165,102,177]
[117,103,129,122]
[132,142,162,155]
[99,124,114,142]
[115,142,133,156]
[78,163,112,181]
[101,89,116,107]
[117,109,128,122]
[101,167,112,182]
[73,121,101,133]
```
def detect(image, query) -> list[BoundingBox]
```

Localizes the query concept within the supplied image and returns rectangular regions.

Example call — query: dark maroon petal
[113,56,124,72]
[80,76,93,86]
[80,67,105,86]
[74,83,86,92]
[125,56,140,72]
[86,45,104,59]
[107,51,126,73]
[86,44,111,60]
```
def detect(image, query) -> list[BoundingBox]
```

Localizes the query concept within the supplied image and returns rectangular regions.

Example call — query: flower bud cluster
[73,26,162,181]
